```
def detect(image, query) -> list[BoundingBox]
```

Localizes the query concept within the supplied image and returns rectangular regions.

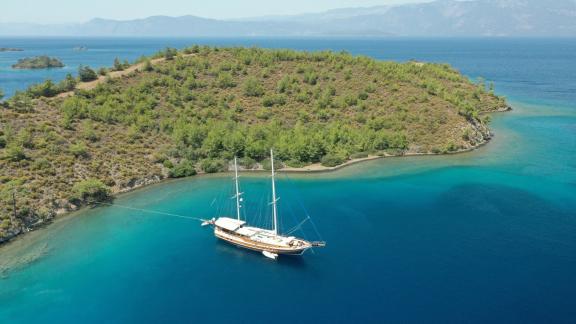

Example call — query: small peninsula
[12,56,64,69]
[0,46,508,244]
[0,48,24,52]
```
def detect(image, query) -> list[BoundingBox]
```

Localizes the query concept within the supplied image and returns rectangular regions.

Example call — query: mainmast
[270,149,279,235]
[234,156,242,221]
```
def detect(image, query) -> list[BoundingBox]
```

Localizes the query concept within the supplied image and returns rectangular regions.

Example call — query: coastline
[0,114,507,249]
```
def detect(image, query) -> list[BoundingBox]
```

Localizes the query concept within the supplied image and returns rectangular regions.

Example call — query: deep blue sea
[1,38,575,324]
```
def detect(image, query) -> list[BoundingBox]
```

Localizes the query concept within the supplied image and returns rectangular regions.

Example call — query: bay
[0,38,575,324]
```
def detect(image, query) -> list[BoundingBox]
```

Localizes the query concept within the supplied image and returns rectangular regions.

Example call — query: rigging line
[286,216,311,235]
[282,174,324,241]
[283,188,310,241]
[92,201,205,222]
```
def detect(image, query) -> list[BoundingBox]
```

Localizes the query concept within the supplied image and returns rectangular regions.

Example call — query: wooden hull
[215,228,310,256]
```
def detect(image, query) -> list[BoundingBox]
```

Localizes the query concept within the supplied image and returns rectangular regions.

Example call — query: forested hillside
[0,46,508,242]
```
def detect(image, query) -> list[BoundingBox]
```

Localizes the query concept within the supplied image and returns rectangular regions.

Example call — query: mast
[234,156,241,221]
[270,149,279,235]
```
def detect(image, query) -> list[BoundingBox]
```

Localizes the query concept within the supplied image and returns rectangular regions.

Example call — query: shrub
[71,179,110,204]
[255,108,271,120]
[262,95,275,107]
[296,92,310,103]
[303,71,318,85]
[69,143,89,158]
[262,94,286,107]
[113,58,124,71]
[217,72,236,89]
[28,79,59,97]
[243,78,264,97]
[5,145,26,162]
[31,158,51,170]
[97,68,108,76]
[82,121,99,142]
[262,158,282,171]
[344,95,358,107]
[143,60,153,72]
[17,128,34,149]
[344,69,352,81]
[164,48,178,60]
[200,159,226,173]
[169,160,197,178]
[58,74,77,92]
[240,157,256,169]
[321,154,346,167]
[78,65,98,82]
[163,159,174,169]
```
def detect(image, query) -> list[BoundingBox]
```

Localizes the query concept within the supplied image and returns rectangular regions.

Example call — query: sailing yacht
[204,150,325,260]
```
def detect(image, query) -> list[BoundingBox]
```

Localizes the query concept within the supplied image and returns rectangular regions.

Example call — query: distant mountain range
[1,0,576,37]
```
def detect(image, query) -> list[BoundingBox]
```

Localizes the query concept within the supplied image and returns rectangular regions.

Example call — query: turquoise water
[1,38,575,323]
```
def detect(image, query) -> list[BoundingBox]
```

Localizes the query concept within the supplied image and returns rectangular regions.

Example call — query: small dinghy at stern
[262,251,279,260]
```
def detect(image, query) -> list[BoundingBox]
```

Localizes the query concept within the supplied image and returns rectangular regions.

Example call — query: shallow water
[0,38,575,323]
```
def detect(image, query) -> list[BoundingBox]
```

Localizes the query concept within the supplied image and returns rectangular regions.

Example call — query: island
[0,48,24,52]
[0,46,509,244]
[12,56,64,69]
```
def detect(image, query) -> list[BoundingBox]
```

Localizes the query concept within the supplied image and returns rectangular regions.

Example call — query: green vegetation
[143,59,153,72]
[12,56,64,69]
[14,73,78,99]
[4,144,26,162]
[98,67,109,76]
[69,142,89,158]
[71,179,111,204]
[78,65,98,82]
[0,46,508,242]
[321,154,346,167]
[113,57,130,71]
[169,160,197,178]
[244,77,265,97]
[163,47,178,61]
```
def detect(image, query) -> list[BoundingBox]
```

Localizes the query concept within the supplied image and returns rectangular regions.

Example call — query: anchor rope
[92,201,206,222]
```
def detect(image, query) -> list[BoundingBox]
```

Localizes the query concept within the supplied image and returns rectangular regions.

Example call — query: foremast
[270,149,279,235]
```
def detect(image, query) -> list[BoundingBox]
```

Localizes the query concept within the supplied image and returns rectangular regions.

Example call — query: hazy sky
[0,0,428,23]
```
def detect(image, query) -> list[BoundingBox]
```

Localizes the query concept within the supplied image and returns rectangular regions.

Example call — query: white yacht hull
[214,227,311,256]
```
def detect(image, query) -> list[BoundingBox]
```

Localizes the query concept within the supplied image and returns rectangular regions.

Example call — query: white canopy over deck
[214,217,245,232]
